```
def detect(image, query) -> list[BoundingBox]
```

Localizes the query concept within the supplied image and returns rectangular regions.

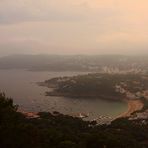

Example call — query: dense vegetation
[43,73,148,100]
[0,93,148,148]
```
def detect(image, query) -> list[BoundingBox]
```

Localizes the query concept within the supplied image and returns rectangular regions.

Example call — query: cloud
[0,0,148,55]
[0,0,148,24]
[0,0,89,24]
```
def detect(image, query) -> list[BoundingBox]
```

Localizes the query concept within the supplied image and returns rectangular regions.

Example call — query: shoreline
[116,99,144,119]
[18,98,144,121]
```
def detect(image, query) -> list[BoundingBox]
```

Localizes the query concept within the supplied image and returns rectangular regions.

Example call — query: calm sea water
[0,69,127,119]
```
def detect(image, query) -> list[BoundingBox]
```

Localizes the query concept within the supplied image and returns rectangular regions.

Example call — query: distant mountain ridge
[0,54,148,72]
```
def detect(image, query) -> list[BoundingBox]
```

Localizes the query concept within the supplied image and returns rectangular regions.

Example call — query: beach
[117,100,144,118]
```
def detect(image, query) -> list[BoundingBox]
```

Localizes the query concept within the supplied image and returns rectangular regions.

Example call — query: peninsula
[39,73,148,118]
[40,73,148,100]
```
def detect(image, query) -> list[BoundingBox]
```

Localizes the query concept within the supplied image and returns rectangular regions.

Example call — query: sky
[0,0,148,55]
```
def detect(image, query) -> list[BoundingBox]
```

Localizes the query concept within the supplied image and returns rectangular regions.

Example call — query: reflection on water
[0,69,127,120]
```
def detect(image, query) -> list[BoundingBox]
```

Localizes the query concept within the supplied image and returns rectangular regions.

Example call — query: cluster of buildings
[129,110,148,123]
[115,81,148,122]
[102,67,144,74]
[115,84,148,100]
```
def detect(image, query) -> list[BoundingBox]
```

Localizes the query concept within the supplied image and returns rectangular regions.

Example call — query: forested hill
[41,73,148,100]
[0,93,148,148]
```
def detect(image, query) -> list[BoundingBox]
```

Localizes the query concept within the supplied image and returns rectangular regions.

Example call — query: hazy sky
[0,0,148,55]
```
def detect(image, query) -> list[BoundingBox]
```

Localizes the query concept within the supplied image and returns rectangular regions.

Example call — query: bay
[0,69,127,120]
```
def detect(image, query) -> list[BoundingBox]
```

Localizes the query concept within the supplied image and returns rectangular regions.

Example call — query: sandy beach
[117,100,144,118]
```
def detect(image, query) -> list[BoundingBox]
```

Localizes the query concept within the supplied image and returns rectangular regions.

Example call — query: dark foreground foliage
[0,93,148,148]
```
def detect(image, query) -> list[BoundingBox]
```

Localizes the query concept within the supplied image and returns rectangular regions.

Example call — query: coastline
[18,96,144,121]
[116,99,144,119]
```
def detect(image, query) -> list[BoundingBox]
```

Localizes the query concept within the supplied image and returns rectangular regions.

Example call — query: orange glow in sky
[0,0,148,55]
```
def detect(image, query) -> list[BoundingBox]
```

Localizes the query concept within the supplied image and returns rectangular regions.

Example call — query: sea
[0,69,127,120]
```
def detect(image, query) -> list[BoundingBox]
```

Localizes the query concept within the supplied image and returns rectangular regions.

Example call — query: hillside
[41,73,148,101]
[0,93,148,148]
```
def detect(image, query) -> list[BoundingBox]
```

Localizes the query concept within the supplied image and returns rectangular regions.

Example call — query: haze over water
[0,69,127,120]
